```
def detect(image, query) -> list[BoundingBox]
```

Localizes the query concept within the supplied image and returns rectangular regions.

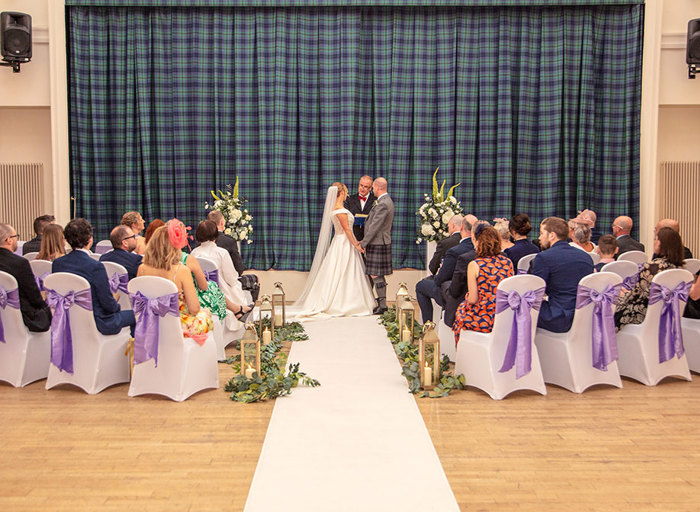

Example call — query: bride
[294,183,376,319]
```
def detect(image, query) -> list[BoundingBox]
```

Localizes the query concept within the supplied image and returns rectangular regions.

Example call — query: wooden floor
[2,347,700,511]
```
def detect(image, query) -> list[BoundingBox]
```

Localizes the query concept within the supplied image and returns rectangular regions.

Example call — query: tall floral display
[416,168,463,244]
[204,177,254,244]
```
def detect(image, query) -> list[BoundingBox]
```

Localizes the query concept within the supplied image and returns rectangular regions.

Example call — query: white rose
[416,238,423,244]
[428,208,437,218]
[225,228,232,235]
[421,224,433,236]
[433,221,440,228]
[450,196,457,203]
[442,212,454,224]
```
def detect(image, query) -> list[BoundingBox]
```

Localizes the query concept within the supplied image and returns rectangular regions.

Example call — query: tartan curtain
[67,5,643,270]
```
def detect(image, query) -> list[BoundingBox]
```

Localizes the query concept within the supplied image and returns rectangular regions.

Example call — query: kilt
[365,244,393,276]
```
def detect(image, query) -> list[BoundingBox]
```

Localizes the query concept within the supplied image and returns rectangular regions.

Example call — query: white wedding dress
[294,207,376,319]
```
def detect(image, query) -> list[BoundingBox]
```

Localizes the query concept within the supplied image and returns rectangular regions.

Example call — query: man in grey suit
[612,216,645,256]
[360,177,394,315]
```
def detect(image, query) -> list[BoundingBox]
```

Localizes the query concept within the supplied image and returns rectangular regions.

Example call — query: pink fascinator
[571,210,595,228]
[167,219,192,250]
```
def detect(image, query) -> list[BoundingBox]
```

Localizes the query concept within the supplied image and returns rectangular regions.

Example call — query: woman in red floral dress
[452,224,514,344]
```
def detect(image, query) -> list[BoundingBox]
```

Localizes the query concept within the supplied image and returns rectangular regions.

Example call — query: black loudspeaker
[688,18,700,79]
[1,12,32,63]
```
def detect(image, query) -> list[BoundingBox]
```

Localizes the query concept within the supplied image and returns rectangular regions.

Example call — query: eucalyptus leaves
[224,321,319,403]
[380,308,465,398]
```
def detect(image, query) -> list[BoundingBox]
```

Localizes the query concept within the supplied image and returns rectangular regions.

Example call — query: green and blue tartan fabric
[66,1,644,6]
[67,5,643,271]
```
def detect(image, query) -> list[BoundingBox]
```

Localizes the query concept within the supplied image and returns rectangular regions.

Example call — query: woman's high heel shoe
[234,303,255,322]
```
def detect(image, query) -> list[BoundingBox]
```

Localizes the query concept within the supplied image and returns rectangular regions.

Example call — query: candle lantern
[419,321,440,389]
[240,322,261,378]
[395,282,409,310]
[258,294,274,340]
[398,295,415,343]
[272,282,286,327]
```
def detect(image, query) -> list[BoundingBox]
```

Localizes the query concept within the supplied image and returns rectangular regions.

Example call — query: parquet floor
[2,344,700,512]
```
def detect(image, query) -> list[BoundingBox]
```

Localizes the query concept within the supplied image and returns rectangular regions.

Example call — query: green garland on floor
[224,320,319,403]
[380,307,465,398]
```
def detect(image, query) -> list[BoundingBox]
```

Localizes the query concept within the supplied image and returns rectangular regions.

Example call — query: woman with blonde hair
[36,223,66,261]
[138,223,213,343]
[493,217,514,251]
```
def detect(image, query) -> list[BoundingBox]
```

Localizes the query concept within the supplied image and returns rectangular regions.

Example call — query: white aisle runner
[244,316,460,512]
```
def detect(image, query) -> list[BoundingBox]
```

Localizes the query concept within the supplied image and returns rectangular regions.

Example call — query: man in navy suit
[415,216,475,323]
[99,225,142,279]
[53,219,135,335]
[532,217,594,333]
[0,223,51,332]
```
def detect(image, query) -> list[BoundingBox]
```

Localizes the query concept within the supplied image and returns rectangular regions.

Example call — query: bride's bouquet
[416,168,462,244]
[204,178,254,244]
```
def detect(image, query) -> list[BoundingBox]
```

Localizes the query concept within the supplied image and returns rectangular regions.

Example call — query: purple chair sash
[34,271,50,292]
[648,281,691,363]
[108,272,129,294]
[576,283,622,371]
[517,268,528,275]
[622,272,639,290]
[0,286,21,343]
[46,288,93,374]
[496,286,545,379]
[130,291,179,367]
[203,269,220,286]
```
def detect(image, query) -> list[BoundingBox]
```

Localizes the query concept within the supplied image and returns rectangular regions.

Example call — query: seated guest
[493,218,514,252]
[653,219,693,259]
[52,218,135,335]
[569,213,597,254]
[0,223,51,332]
[615,227,685,328]
[22,214,55,255]
[594,235,618,271]
[579,208,599,243]
[428,214,463,275]
[503,213,539,269]
[99,225,143,280]
[138,225,212,343]
[190,220,253,326]
[612,216,644,256]
[452,225,514,343]
[207,210,259,301]
[416,215,475,323]
[36,224,66,262]
[684,270,700,319]
[120,211,146,255]
[532,217,594,332]
[144,219,165,245]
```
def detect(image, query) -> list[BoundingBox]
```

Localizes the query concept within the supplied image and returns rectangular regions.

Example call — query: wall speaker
[688,18,700,79]
[1,12,32,63]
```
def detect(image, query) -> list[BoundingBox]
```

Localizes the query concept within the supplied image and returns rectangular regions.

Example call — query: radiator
[659,161,700,260]
[0,163,45,241]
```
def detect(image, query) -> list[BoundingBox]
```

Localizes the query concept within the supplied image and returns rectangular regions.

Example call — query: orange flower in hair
[167,219,191,250]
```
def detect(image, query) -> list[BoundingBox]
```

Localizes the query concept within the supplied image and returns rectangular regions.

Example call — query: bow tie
[359,195,367,201]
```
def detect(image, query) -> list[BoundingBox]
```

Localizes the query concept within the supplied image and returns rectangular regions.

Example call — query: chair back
[196,256,220,285]
[600,260,639,280]
[589,252,601,265]
[0,271,24,342]
[639,269,693,338]
[14,241,25,256]
[102,261,131,310]
[94,240,113,255]
[618,250,647,265]
[569,272,622,354]
[23,252,38,261]
[88,252,102,261]
[30,259,53,292]
[517,253,537,275]
[683,258,700,276]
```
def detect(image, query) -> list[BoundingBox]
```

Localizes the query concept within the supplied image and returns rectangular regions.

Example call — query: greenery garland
[224,320,319,403]
[380,307,465,398]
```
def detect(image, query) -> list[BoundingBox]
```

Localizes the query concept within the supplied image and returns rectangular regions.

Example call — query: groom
[360,177,394,315]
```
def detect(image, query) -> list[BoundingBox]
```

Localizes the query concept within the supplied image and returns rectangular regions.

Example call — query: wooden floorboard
[3,344,700,511]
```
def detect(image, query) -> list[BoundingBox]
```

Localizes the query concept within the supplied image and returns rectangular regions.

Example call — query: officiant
[344,175,376,242]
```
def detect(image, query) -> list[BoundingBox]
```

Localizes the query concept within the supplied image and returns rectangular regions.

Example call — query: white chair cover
[683,258,700,276]
[94,240,113,255]
[44,272,131,394]
[683,317,700,374]
[14,241,25,255]
[600,260,639,280]
[101,261,132,311]
[88,252,102,261]
[0,271,51,386]
[454,274,547,400]
[589,252,601,265]
[616,269,693,385]
[30,259,53,288]
[618,250,647,265]
[517,253,537,275]
[127,276,219,401]
[535,272,623,393]
[23,252,38,261]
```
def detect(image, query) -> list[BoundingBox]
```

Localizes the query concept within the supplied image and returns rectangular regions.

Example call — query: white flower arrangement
[204,177,254,244]
[415,168,463,244]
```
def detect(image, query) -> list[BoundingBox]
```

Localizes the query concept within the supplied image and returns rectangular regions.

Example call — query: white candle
[245,365,256,379]
[423,364,432,387]
[262,328,272,345]
[275,313,283,327]
[402,327,411,342]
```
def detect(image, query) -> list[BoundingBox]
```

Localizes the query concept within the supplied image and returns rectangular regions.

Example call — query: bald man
[653,219,693,259]
[612,216,644,256]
